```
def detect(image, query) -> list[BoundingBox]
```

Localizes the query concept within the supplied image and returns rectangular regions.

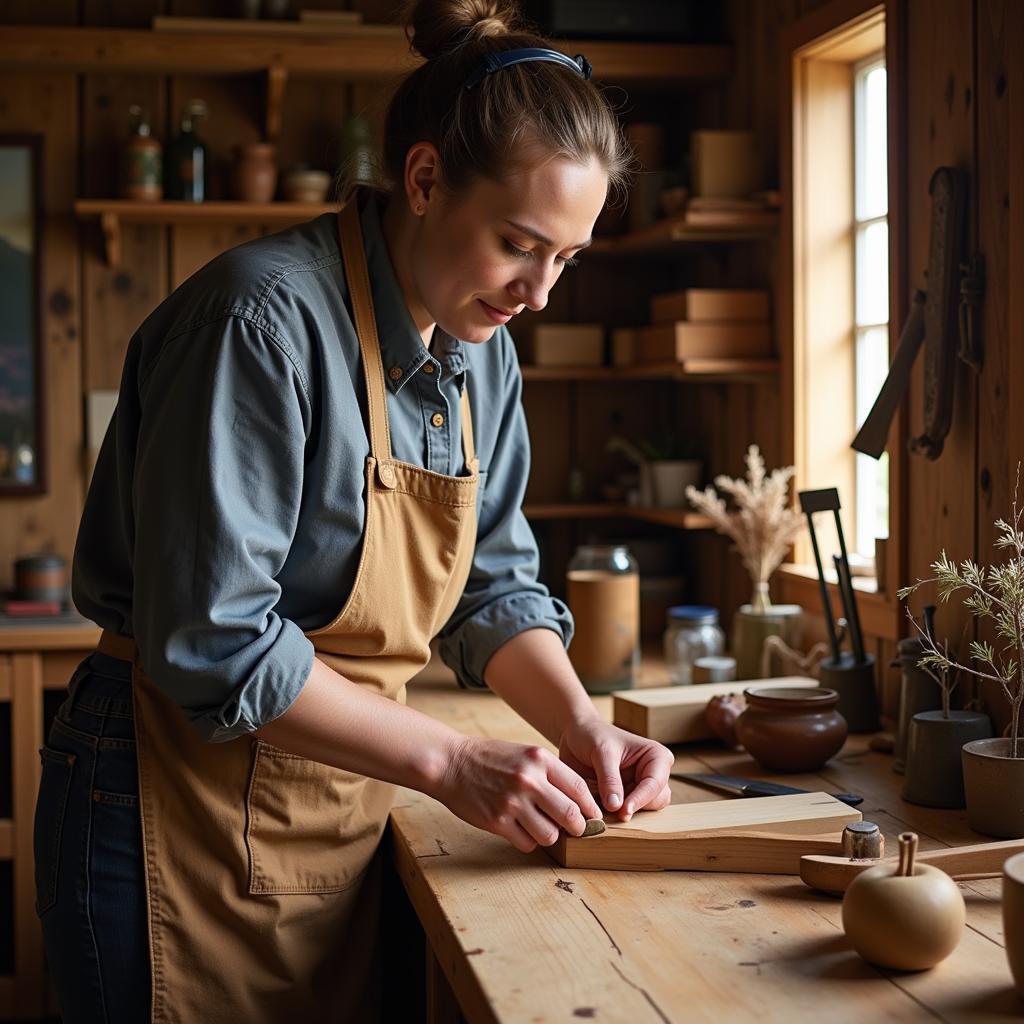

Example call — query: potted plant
[606,433,703,509]
[898,471,1024,835]
[686,445,805,679]
[896,613,992,809]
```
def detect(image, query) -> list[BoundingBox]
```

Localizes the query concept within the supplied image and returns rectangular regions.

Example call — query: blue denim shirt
[72,196,573,742]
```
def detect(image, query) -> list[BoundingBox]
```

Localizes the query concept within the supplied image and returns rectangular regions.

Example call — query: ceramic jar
[282,168,331,203]
[231,143,278,202]
[735,686,848,773]
[901,710,992,808]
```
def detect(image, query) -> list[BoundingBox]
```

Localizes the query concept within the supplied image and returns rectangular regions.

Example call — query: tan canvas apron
[96,196,479,1023]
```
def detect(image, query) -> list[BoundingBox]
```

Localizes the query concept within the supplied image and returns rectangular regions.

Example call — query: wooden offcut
[613,677,818,744]
[550,792,861,872]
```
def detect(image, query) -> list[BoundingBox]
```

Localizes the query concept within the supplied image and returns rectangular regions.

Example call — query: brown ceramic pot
[230,142,278,202]
[962,737,1024,838]
[735,686,848,773]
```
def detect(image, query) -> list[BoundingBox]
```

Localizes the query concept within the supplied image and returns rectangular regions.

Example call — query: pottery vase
[231,142,278,202]
[730,601,802,680]
[901,710,992,808]
[962,738,1024,838]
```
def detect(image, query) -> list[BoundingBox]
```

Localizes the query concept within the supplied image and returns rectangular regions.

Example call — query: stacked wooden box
[613,288,772,365]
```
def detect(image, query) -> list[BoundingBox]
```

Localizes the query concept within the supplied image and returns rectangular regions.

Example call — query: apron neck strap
[459,386,477,469]
[338,198,392,463]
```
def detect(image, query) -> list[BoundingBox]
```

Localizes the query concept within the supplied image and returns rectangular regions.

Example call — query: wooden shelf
[522,504,714,529]
[589,211,779,256]
[520,359,778,383]
[0,26,731,84]
[74,199,338,265]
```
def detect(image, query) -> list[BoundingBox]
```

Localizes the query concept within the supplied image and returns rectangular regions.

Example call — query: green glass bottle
[165,99,208,202]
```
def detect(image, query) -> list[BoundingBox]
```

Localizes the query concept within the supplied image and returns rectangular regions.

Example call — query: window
[853,57,889,559]
[785,6,890,577]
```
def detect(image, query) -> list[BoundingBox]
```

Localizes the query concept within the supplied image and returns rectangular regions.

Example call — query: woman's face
[407,149,609,344]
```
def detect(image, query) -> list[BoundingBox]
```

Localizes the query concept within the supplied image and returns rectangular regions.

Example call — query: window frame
[777,0,905,642]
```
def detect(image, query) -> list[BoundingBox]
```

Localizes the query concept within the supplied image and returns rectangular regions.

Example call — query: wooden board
[633,321,773,361]
[551,792,861,872]
[613,676,819,743]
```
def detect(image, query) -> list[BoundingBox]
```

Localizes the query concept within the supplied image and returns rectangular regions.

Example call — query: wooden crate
[651,288,771,323]
[522,323,605,367]
[633,321,773,362]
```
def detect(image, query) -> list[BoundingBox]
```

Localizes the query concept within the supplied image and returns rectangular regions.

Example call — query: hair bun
[405,0,520,61]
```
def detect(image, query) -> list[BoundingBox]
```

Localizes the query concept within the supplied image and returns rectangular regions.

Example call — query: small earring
[416,204,424,214]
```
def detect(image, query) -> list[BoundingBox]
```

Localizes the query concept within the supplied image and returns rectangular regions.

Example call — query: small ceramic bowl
[735,686,848,773]
[282,169,332,203]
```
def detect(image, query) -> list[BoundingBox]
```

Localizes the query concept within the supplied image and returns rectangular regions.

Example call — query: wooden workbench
[395,666,1021,1023]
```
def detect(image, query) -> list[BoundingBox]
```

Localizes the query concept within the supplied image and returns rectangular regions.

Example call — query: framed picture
[0,133,45,495]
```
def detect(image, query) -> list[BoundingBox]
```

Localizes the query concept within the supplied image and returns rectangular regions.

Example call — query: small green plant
[898,466,1024,757]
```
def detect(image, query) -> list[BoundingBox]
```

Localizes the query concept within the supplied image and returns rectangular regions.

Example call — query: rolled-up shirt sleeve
[437,338,574,689]
[132,315,315,742]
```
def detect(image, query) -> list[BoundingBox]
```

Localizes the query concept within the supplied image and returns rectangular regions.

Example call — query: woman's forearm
[483,627,599,746]
[255,655,461,797]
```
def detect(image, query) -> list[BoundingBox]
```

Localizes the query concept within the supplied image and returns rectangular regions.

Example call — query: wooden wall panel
[0,76,82,593]
[81,74,167,391]
[901,0,976,653]
[974,0,1019,733]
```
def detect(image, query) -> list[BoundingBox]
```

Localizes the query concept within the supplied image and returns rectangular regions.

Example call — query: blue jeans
[33,652,150,1023]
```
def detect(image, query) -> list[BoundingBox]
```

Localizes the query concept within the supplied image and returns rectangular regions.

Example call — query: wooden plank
[613,677,819,744]
[11,653,44,1018]
[0,656,9,701]
[0,624,100,653]
[75,199,339,221]
[0,819,11,858]
[551,792,861,872]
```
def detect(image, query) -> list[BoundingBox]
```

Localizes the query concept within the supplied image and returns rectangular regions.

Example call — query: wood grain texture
[399,666,1019,1023]
[613,677,819,744]
[551,792,860,872]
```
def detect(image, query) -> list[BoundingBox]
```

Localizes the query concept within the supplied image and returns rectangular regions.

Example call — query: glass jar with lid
[664,606,726,685]
[567,545,639,694]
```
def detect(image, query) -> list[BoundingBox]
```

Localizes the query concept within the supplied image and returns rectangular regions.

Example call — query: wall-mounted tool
[852,166,983,461]
[798,487,880,733]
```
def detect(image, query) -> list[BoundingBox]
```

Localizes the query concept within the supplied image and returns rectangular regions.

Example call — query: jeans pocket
[33,745,76,917]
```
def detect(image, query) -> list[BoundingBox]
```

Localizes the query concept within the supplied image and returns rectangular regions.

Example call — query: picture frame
[0,133,45,496]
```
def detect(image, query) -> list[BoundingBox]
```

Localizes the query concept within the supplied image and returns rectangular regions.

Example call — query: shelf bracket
[99,211,122,268]
[265,65,288,143]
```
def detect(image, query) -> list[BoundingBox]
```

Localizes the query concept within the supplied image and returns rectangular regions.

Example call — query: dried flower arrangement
[685,444,805,613]
[898,467,1024,758]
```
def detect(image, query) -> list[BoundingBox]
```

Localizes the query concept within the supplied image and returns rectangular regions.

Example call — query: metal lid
[667,605,718,625]
[15,553,67,571]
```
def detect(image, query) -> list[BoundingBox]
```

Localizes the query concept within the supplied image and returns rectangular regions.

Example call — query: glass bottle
[165,99,208,202]
[121,104,162,201]
[567,545,640,694]
[663,606,726,685]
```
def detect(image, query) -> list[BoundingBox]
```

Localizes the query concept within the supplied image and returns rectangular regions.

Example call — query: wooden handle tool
[800,837,1024,894]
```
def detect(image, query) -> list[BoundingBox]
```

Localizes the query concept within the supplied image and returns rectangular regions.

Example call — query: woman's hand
[557,717,673,822]
[433,736,604,853]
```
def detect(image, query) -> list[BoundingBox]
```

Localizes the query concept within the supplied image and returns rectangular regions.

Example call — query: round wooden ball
[842,861,965,970]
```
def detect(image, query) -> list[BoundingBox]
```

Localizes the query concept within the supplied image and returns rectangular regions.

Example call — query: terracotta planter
[962,738,1024,838]
[901,710,992,808]
[1003,851,1024,997]
[735,686,847,773]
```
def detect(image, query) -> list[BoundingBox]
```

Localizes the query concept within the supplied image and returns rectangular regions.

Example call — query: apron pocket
[245,740,388,895]
[34,746,76,916]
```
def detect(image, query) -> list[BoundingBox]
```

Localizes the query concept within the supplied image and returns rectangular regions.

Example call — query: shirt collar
[358,194,468,394]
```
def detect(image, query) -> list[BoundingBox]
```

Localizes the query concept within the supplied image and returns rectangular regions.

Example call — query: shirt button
[431,413,445,428]
[422,363,435,375]
[388,366,403,381]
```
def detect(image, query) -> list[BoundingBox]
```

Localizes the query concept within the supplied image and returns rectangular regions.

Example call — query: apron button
[378,463,396,488]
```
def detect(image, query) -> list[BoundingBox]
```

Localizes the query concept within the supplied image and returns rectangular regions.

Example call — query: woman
[34,1,674,1020]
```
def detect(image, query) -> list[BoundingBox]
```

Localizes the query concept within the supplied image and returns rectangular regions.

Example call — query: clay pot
[704,694,742,747]
[735,686,847,773]
[843,832,965,971]
[901,710,992,808]
[962,738,1024,838]
[282,168,331,203]
[231,142,278,202]
[730,603,803,681]
[1002,851,1024,997]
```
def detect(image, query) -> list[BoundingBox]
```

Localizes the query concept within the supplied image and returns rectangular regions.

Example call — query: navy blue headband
[463,47,593,90]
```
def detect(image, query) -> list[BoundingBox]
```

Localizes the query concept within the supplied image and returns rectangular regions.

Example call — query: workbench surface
[395,667,1019,1024]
